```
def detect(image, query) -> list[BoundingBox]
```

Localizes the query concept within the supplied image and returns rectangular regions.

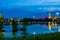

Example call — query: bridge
[1,18,60,22]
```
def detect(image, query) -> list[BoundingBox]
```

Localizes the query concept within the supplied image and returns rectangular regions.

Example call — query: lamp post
[33,32,36,35]
[56,12,59,32]
[33,32,38,40]
[56,12,59,16]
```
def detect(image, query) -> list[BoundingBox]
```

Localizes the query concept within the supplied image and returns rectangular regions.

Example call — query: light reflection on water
[0,22,60,38]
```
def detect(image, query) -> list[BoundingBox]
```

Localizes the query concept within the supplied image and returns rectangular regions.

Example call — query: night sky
[0,0,60,8]
[0,0,60,26]
[0,0,60,18]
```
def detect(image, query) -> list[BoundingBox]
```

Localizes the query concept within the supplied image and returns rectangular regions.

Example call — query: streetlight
[56,12,59,16]
[56,12,59,18]
[33,32,36,35]
[33,32,39,40]
[56,12,59,32]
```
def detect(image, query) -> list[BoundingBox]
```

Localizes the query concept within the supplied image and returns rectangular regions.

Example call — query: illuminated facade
[48,13,51,19]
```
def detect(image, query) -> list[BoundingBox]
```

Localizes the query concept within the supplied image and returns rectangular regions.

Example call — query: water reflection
[0,21,60,38]
[20,22,29,37]
[48,22,57,30]
[11,18,18,38]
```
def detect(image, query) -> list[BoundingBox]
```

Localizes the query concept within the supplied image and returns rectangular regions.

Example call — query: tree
[0,14,4,38]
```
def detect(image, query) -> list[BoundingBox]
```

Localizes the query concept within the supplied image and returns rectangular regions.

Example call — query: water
[0,8,60,38]
[0,22,60,38]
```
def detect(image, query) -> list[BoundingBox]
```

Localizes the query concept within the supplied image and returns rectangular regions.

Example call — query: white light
[33,32,36,35]
[56,12,59,15]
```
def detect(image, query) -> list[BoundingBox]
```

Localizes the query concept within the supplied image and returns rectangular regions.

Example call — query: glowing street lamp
[56,12,59,15]
[56,12,59,32]
[33,32,36,35]
[56,12,60,18]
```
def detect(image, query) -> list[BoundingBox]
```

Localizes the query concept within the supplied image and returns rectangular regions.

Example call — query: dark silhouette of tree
[0,14,4,38]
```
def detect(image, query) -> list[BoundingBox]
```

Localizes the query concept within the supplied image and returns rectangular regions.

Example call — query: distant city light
[48,13,51,19]
[10,18,13,21]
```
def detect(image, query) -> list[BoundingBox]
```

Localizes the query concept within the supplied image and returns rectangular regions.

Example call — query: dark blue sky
[1,0,60,8]
[0,0,60,11]
[0,0,60,18]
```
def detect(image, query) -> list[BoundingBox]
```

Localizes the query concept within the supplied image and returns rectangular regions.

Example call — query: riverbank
[0,32,60,40]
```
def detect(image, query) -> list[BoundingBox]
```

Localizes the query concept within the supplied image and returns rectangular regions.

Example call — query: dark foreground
[0,32,60,40]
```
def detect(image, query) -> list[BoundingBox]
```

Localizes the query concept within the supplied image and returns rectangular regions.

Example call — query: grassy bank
[0,32,60,40]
